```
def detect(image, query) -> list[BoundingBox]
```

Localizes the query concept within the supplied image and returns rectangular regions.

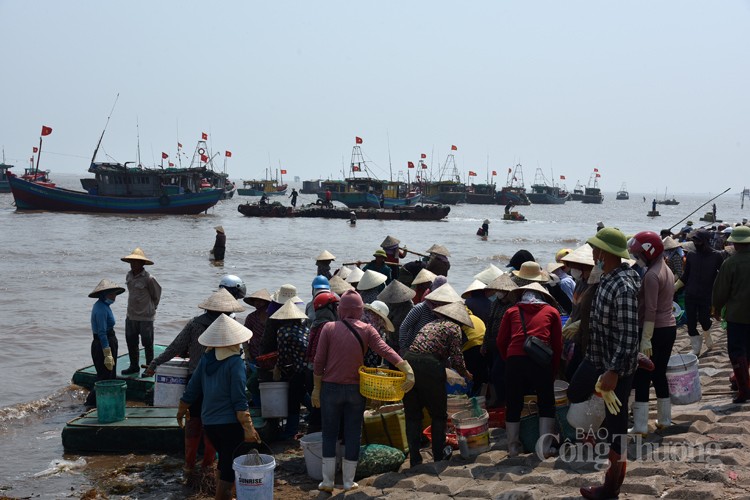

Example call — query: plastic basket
[423,425,459,450]
[255,352,278,370]
[359,366,406,402]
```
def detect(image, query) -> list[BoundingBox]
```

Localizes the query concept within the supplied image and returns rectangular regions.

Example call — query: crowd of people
[87,220,750,499]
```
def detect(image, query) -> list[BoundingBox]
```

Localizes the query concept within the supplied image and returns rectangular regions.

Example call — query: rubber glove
[103,347,115,371]
[272,365,282,381]
[640,321,655,357]
[674,279,684,292]
[562,320,581,340]
[396,360,415,393]
[236,410,261,443]
[595,378,622,415]
[446,368,467,387]
[176,400,190,428]
[311,374,322,408]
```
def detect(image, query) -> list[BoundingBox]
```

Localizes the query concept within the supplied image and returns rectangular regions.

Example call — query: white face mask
[569,268,583,281]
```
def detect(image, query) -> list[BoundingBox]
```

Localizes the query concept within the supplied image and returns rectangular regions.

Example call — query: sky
[2,0,749,194]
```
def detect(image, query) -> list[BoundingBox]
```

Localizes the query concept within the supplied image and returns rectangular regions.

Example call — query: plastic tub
[666,353,702,405]
[154,357,188,407]
[95,380,126,423]
[233,453,275,500]
[259,382,289,418]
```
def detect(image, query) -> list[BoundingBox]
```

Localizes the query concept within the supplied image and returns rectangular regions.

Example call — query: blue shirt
[181,350,248,425]
[91,298,115,348]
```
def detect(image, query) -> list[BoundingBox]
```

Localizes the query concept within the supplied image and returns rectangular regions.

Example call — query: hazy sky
[2,1,749,193]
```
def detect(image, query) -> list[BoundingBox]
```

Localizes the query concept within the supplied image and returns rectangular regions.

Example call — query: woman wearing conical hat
[212,226,226,262]
[381,235,407,280]
[85,279,125,407]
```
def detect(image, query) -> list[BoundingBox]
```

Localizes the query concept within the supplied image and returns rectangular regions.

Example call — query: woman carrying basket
[312,290,414,493]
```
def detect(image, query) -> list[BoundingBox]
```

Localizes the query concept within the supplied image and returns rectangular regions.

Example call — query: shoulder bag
[518,307,553,366]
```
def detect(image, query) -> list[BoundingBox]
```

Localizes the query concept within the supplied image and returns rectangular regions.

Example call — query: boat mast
[387,131,393,182]
[136,117,142,168]
[90,93,119,166]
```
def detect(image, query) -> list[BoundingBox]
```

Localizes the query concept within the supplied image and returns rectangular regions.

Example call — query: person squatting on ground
[121,247,161,376]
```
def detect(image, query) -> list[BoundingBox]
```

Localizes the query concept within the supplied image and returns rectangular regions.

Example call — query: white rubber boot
[505,421,522,457]
[342,459,359,491]
[628,401,649,436]
[656,397,672,428]
[318,457,335,492]
[702,330,714,350]
[690,336,702,356]
[537,417,558,458]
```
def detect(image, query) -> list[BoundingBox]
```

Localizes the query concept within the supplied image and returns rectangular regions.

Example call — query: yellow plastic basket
[359,366,406,402]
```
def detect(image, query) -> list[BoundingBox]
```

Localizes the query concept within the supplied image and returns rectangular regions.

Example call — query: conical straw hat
[88,279,125,298]
[486,273,518,292]
[364,300,395,332]
[269,299,309,321]
[198,313,252,347]
[546,262,564,274]
[329,275,354,295]
[474,264,502,285]
[335,266,352,280]
[411,268,437,286]
[381,235,400,248]
[214,226,225,234]
[121,247,154,265]
[461,279,487,299]
[662,236,681,250]
[243,288,272,306]
[377,279,416,303]
[561,244,595,267]
[346,267,364,284]
[315,250,336,261]
[357,270,388,291]
[508,282,559,310]
[426,244,451,257]
[433,302,473,327]
[198,288,246,313]
[424,283,462,304]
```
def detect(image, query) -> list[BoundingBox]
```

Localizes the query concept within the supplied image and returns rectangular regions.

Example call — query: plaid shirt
[586,263,641,376]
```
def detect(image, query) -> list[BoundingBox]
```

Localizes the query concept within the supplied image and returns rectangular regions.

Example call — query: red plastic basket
[423,425,459,450]
[255,352,278,370]
[488,407,506,429]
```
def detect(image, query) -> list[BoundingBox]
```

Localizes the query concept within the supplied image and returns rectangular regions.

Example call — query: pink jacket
[639,258,676,328]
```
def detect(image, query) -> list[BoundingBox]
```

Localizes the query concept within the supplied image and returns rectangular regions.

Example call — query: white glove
[674,279,684,292]
[562,320,581,340]
[103,347,115,371]
[640,321,655,357]
[445,368,467,387]
[396,360,415,393]
[595,378,622,415]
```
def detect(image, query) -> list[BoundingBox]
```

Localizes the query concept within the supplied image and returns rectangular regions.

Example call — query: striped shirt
[586,263,641,377]
[398,302,436,352]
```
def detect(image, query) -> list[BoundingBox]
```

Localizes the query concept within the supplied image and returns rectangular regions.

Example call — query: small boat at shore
[238,201,449,220]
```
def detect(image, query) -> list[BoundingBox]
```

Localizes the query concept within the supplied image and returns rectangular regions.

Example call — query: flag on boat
[421,153,427,159]
[352,165,361,172]
[41,126,52,136]
[451,145,457,151]
[161,152,168,159]
[560,175,566,180]
[492,170,497,176]
[468,171,477,176]
[595,173,601,178]
[168,162,174,167]
[225,151,232,157]
[593,168,599,172]
[202,132,208,140]
[355,136,363,144]
[508,167,512,173]
[280,169,287,174]
[421,162,427,169]
[178,142,183,149]
[33,147,38,153]
[200,154,209,162]
[408,161,415,168]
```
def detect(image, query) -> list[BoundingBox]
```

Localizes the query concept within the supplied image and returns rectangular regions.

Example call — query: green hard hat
[587,227,630,259]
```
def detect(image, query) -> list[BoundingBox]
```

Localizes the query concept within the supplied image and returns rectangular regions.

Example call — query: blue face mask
[104,298,115,305]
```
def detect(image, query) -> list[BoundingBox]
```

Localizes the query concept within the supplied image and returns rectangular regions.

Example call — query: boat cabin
[87,162,206,196]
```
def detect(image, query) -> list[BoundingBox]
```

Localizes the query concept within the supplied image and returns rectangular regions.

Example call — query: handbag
[518,308,553,366]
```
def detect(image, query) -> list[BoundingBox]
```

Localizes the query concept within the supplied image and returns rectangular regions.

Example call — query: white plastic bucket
[233,453,275,500]
[452,409,490,458]
[299,432,323,480]
[666,353,702,405]
[259,382,289,418]
[154,358,189,407]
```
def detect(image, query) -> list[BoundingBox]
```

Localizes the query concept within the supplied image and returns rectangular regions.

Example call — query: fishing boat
[742,187,750,209]
[466,183,497,204]
[502,211,526,221]
[496,164,530,206]
[20,166,55,188]
[420,150,466,204]
[301,179,321,194]
[238,201,448,220]
[527,168,567,204]
[0,163,13,193]
[570,181,584,201]
[581,170,604,204]
[237,178,287,196]
[656,188,679,205]
[316,143,422,208]
[616,183,629,200]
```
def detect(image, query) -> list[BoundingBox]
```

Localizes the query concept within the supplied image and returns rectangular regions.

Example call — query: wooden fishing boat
[466,183,497,204]
[495,164,530,205]
[238,201,449,220]
[616,183,629,200]
[699,212,722,223]
[527,169,567,204]
[20,166,56,188]
[0,163,12,193]
[237,178,288,196]
[581,171,604,204]
[301,179,321,194]
[9,165,223,214]
[570,181,584,201]
[656,188,679,205]
[420,150,466,204]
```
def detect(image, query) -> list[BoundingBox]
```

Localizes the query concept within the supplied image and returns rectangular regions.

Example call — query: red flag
[178,142,183,149]
[225,151,232,157]
[352,165,361,172]
[593,168,599,172]
[468,171,477,176]
[355,136,363,144]
[202,132,208,140]
[200,154,209,162]
[280,169,287,174]
[560,175,566,180]
[168,162,174,167]
[408,161,415,169]
[41,126,52,136]
[33,147,39,153]
[161,152,168,159]
[420,153,427,159]
[451,145,457,151]
[421,163,427,169]
[492,170,497,176]
[508,167,512,173]
[595,173,601,178]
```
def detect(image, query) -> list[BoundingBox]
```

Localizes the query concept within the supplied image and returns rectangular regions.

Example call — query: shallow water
[0,173,745,497]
